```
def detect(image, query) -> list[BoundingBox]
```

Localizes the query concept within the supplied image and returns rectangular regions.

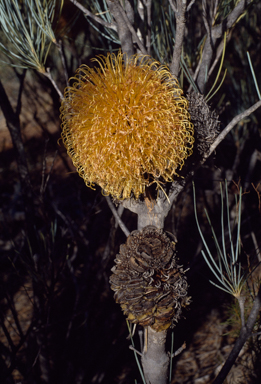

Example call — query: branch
[196,0,253,93]
[0,77,39,252]
[213,285,261,384]
[14,69,26,116]
[69,0,116,30]
[187,0,196,12]
[43,68,64,100]
[146,0,152,55]
[141,327,169,384]
[167,99,261,207]
[106,0,135,57]
[168,178,188,208]
[122,192,170,230]
[0,79,32,200]
[108,0,147,55]
[105,196,130,237]
[207,100,261,158]
[57,40,69,87]
[169,0,187,77]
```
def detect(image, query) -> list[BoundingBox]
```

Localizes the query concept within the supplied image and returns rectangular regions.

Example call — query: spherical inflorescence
[60,51,194,200]
[110,226,190,332]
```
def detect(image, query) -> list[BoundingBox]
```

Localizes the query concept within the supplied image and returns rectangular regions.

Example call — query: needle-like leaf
[193,181,246,298]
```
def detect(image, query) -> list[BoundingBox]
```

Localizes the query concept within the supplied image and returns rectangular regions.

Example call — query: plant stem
[134,201,169,384]
[0,77,38,251]
[141,327,169,384]
[213,285,261,384]
[170,0,187,77]
[237,296,246,328]
[105,196,130,236]
[207,100,261,158]
[106,0,135,57]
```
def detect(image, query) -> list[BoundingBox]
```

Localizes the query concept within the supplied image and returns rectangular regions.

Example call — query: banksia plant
[110,226,190,332]
[60,51,194,200]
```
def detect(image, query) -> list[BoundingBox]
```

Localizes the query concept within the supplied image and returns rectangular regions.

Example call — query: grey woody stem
[138,213,165,231]
[170,0,187,77]
[123,191,172,231]
[141,327,169,384]
[136,203,169,384]
[106,0,135,58]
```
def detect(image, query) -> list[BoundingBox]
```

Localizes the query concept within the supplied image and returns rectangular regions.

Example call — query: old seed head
[110,226,190,332]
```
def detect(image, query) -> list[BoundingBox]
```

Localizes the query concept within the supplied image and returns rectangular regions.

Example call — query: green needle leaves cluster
[193,181,246,298]
[0,0,63,72]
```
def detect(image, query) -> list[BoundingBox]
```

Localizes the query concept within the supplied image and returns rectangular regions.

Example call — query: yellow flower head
[60,51,194,199]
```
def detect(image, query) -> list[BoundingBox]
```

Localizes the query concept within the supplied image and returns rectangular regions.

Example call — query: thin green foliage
[151,5,198,91]
[215,0,242,25]
[87,0,120,45]
[247,51,261,100]
[206,68,227,101]
[152,5,175,64]
[0,0,63,71]
[126,320,146,384]
[206,32,227,102]
[193,181,246,297]
[79,0,198,90]
[180,55,199,92]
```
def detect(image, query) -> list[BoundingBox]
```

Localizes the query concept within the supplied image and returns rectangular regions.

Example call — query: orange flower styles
[60,51,194,199]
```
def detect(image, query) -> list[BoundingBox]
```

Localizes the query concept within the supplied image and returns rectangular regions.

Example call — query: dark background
[0,1,261,383]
